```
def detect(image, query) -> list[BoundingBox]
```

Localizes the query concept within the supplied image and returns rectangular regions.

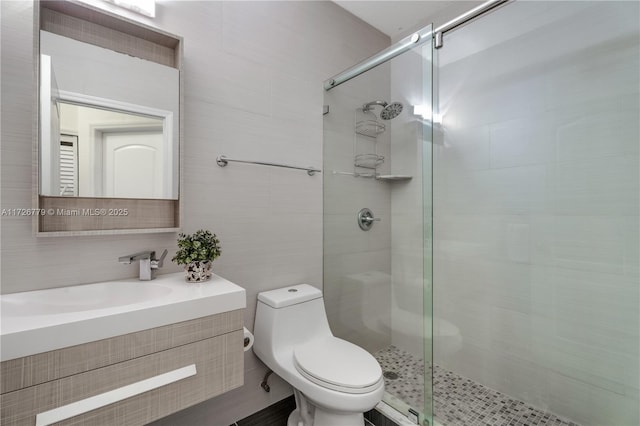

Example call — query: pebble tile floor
[374,346,581,426]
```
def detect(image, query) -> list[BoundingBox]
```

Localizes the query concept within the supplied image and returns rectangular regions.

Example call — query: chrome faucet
[118,249,168,281]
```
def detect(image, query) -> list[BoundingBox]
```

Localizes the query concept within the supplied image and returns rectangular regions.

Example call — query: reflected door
[103,130,164,198]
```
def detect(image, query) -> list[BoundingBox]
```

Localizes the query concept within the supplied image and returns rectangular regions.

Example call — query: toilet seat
[293,337,383,394]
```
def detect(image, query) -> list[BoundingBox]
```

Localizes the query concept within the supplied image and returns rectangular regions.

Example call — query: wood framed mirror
[35,0,183,235]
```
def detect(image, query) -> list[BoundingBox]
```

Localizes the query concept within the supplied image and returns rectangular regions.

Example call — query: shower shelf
[331,171,412,181]
[376,175,413,182]
[354,153,384,169]
[355,119,385,138]
[332,170,376,178]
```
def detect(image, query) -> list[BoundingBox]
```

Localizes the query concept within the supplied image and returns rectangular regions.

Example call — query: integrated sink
[1,281,173,316]
[0,273,246,361]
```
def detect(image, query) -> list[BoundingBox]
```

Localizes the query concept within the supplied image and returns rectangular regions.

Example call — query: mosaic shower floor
[373,346,581,426]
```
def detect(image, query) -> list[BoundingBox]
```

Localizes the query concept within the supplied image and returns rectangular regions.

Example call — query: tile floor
[374,346,581,426]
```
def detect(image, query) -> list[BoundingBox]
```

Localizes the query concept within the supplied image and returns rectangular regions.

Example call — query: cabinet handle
[35,364,197,426]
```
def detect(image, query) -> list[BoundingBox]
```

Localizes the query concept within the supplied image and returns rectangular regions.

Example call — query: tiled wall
[0,1,388,423]
[433,2,639,425]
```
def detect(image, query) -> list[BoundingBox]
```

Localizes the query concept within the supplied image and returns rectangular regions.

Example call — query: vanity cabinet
[0,310,244,426]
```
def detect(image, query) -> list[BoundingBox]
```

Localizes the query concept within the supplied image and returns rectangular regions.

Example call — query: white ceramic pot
[184,260,212,283]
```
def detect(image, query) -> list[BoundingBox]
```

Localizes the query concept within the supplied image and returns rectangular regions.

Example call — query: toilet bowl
[253,284,385,426]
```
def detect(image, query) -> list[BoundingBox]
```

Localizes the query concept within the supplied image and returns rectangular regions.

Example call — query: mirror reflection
[53,103,166,198]
[39,30,179,199]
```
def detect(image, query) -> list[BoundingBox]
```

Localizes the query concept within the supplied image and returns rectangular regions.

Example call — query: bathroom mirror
[36,1,182,234]
[39,30,179,200]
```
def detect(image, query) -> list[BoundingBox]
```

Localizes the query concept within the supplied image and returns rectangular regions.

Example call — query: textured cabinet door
[0,331,244,426]
[1,310,244,394]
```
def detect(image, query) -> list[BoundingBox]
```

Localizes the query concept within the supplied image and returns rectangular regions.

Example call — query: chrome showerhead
[380,102,403,120]
[362,100,404,120]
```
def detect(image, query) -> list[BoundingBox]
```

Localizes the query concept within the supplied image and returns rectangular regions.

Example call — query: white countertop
[0,273,246,361]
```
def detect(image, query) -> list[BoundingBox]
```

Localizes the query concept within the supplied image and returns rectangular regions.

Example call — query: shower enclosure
[323,1,639,426]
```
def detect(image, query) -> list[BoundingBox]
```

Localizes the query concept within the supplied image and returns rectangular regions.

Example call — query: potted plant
[172,229,221,282]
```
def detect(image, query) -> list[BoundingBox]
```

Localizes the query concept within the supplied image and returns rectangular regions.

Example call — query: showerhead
[380,102,403,120]
[362,100,404,120]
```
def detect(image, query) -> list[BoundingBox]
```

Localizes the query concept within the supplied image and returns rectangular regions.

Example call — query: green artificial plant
[172,229,221,265]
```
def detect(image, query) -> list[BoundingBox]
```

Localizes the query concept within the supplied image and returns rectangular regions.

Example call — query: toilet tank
[253,284,332,361]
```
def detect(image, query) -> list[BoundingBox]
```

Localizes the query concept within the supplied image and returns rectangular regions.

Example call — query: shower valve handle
[357,208,380,231]
[363,216,381,222]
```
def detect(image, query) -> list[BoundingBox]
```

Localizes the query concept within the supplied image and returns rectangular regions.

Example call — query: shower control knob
[357,208,380,231]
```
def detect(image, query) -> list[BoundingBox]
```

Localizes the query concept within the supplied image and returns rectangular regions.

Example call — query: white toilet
[253,284,385,426]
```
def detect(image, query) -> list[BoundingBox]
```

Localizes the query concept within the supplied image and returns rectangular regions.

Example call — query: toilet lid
[293,337,383,394]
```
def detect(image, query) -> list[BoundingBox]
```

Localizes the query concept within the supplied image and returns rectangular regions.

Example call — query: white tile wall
[0,1,388,424]
[433,2,639,425]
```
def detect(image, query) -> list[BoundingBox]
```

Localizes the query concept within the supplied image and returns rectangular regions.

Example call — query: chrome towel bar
[216,155,321,176]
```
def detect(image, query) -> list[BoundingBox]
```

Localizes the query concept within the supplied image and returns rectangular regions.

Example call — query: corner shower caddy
[333,108,412,182]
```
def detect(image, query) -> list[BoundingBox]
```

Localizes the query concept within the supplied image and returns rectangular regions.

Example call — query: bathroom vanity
[0,273,246,426]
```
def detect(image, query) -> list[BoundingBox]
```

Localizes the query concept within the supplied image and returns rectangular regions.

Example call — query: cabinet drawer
[0,330,243,426]
[1,310,244,394]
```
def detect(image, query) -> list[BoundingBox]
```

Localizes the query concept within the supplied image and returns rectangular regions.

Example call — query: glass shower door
[431,2,639,426]
[322,25,434,426]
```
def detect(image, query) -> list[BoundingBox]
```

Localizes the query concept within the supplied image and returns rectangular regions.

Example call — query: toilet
[253,284,385,426]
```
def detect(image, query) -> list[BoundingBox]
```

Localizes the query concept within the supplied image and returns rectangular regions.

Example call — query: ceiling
[333,1,480,39]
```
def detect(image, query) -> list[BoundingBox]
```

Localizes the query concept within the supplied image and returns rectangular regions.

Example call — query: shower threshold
[373,400,444,426]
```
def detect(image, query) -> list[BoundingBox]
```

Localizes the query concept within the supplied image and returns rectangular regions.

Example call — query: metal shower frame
[323,0,512,91]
